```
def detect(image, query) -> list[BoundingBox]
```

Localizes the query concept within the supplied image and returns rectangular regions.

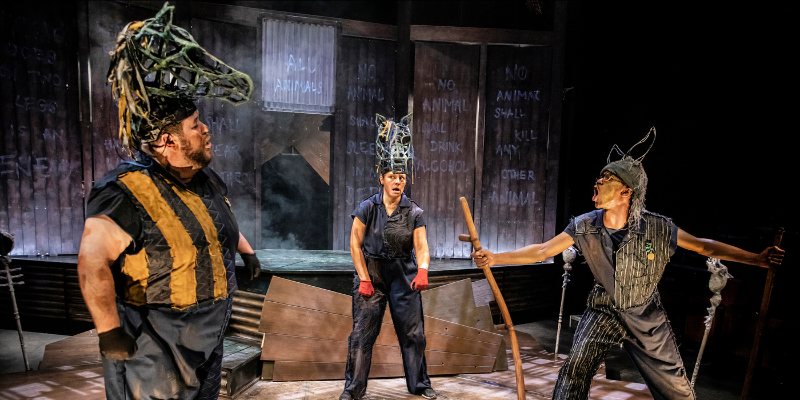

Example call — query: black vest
[103,163,239,309]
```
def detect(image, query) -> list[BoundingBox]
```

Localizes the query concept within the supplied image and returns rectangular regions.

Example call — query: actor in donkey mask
[472,127,784,400]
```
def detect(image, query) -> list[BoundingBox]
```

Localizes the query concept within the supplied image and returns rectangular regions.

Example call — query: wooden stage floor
[0,328,652,400]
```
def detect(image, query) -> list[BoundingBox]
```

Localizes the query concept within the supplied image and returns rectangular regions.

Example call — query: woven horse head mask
[107,2,253,151]
[375,113,413,176]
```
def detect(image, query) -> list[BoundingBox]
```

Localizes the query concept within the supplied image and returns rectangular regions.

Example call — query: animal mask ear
[375,114,387,126]
[399,113,412,127]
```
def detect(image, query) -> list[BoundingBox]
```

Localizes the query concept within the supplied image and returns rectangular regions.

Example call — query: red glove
[359,279,374,297]
[411,268,428,290]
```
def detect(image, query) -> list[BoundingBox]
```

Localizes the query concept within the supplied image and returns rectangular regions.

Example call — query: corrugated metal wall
[331,36,396,251]
[262,19,337,114]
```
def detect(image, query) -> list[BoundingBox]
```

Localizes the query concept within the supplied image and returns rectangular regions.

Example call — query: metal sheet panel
[262,18,337,114]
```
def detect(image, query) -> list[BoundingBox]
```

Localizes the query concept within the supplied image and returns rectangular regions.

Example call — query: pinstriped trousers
[553,285,696,400]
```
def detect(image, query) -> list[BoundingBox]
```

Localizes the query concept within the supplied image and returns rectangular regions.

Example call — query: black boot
[339,391,354,400]
[421,388,438,399]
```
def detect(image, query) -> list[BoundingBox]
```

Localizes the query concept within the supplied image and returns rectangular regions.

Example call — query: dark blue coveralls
[554,209,696,400]
[88,157,239,400]
[343,192,432,398]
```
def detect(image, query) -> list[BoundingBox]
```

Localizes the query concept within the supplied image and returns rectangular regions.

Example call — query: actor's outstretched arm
[77,216,132,333]
[471,232,575,268]
[677,228,784,268]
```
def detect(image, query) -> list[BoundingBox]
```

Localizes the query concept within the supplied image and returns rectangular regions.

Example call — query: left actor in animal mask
[77,4,260,399]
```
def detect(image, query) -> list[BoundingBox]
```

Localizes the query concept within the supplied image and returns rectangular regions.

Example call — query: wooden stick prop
[740,227,784,400]
[458,197,526,400]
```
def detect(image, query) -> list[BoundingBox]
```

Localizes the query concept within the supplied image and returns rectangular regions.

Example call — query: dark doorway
[261,147,331,249]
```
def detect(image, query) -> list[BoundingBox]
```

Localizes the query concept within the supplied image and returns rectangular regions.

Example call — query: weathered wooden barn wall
[84,1,262,243]
[480,46,552,253]
[192,18,260,244]
[0,3,83,256]
[1,1,565,258]
[332,36,396,251]
[412,42,480,259]
[86,1,151,181]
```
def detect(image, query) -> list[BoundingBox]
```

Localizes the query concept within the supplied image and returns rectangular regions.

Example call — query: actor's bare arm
[677,228,784,268]
[237,232,254,254]
[472,232,575,268]
[77,216,132,333]
[413,227,430,270]
[350,217,370,280]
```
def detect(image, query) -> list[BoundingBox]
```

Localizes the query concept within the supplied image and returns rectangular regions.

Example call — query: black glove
[98,327,137,360]
[241,253,261,280]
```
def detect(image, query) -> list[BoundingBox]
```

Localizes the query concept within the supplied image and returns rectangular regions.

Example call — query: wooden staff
[458,197,526,400]
[740,227,784,400]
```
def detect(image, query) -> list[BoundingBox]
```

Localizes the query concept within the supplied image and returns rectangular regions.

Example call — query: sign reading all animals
[262,17,338,114]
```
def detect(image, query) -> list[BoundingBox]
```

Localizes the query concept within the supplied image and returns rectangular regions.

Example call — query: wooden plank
[294,128,331,184]
[0,5,80,256]
[77,0,93,226]
[341,19,396,40]
[479,46,553,253]
[394,1,411,118]
[410,25,557,46]
[0,10,20,245]
[331,33,347,250]
[263,276,352,316]
[260,298,501,347]
[191,18,258,243]
[542,2,568,256]
[412,42,480,259]
[462,43,488,259]
[427,364,494,375]
[426,329,500,356]
[39,330,100,370]
[332,36,395,250]
[87,2,152,180]
[259,301,354,341]
[261,333,395,363]
[253,16,264,249]
[272,361,493,382]
[273,361,404,381]
[262,331,497,364]
[421,278,477,325]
